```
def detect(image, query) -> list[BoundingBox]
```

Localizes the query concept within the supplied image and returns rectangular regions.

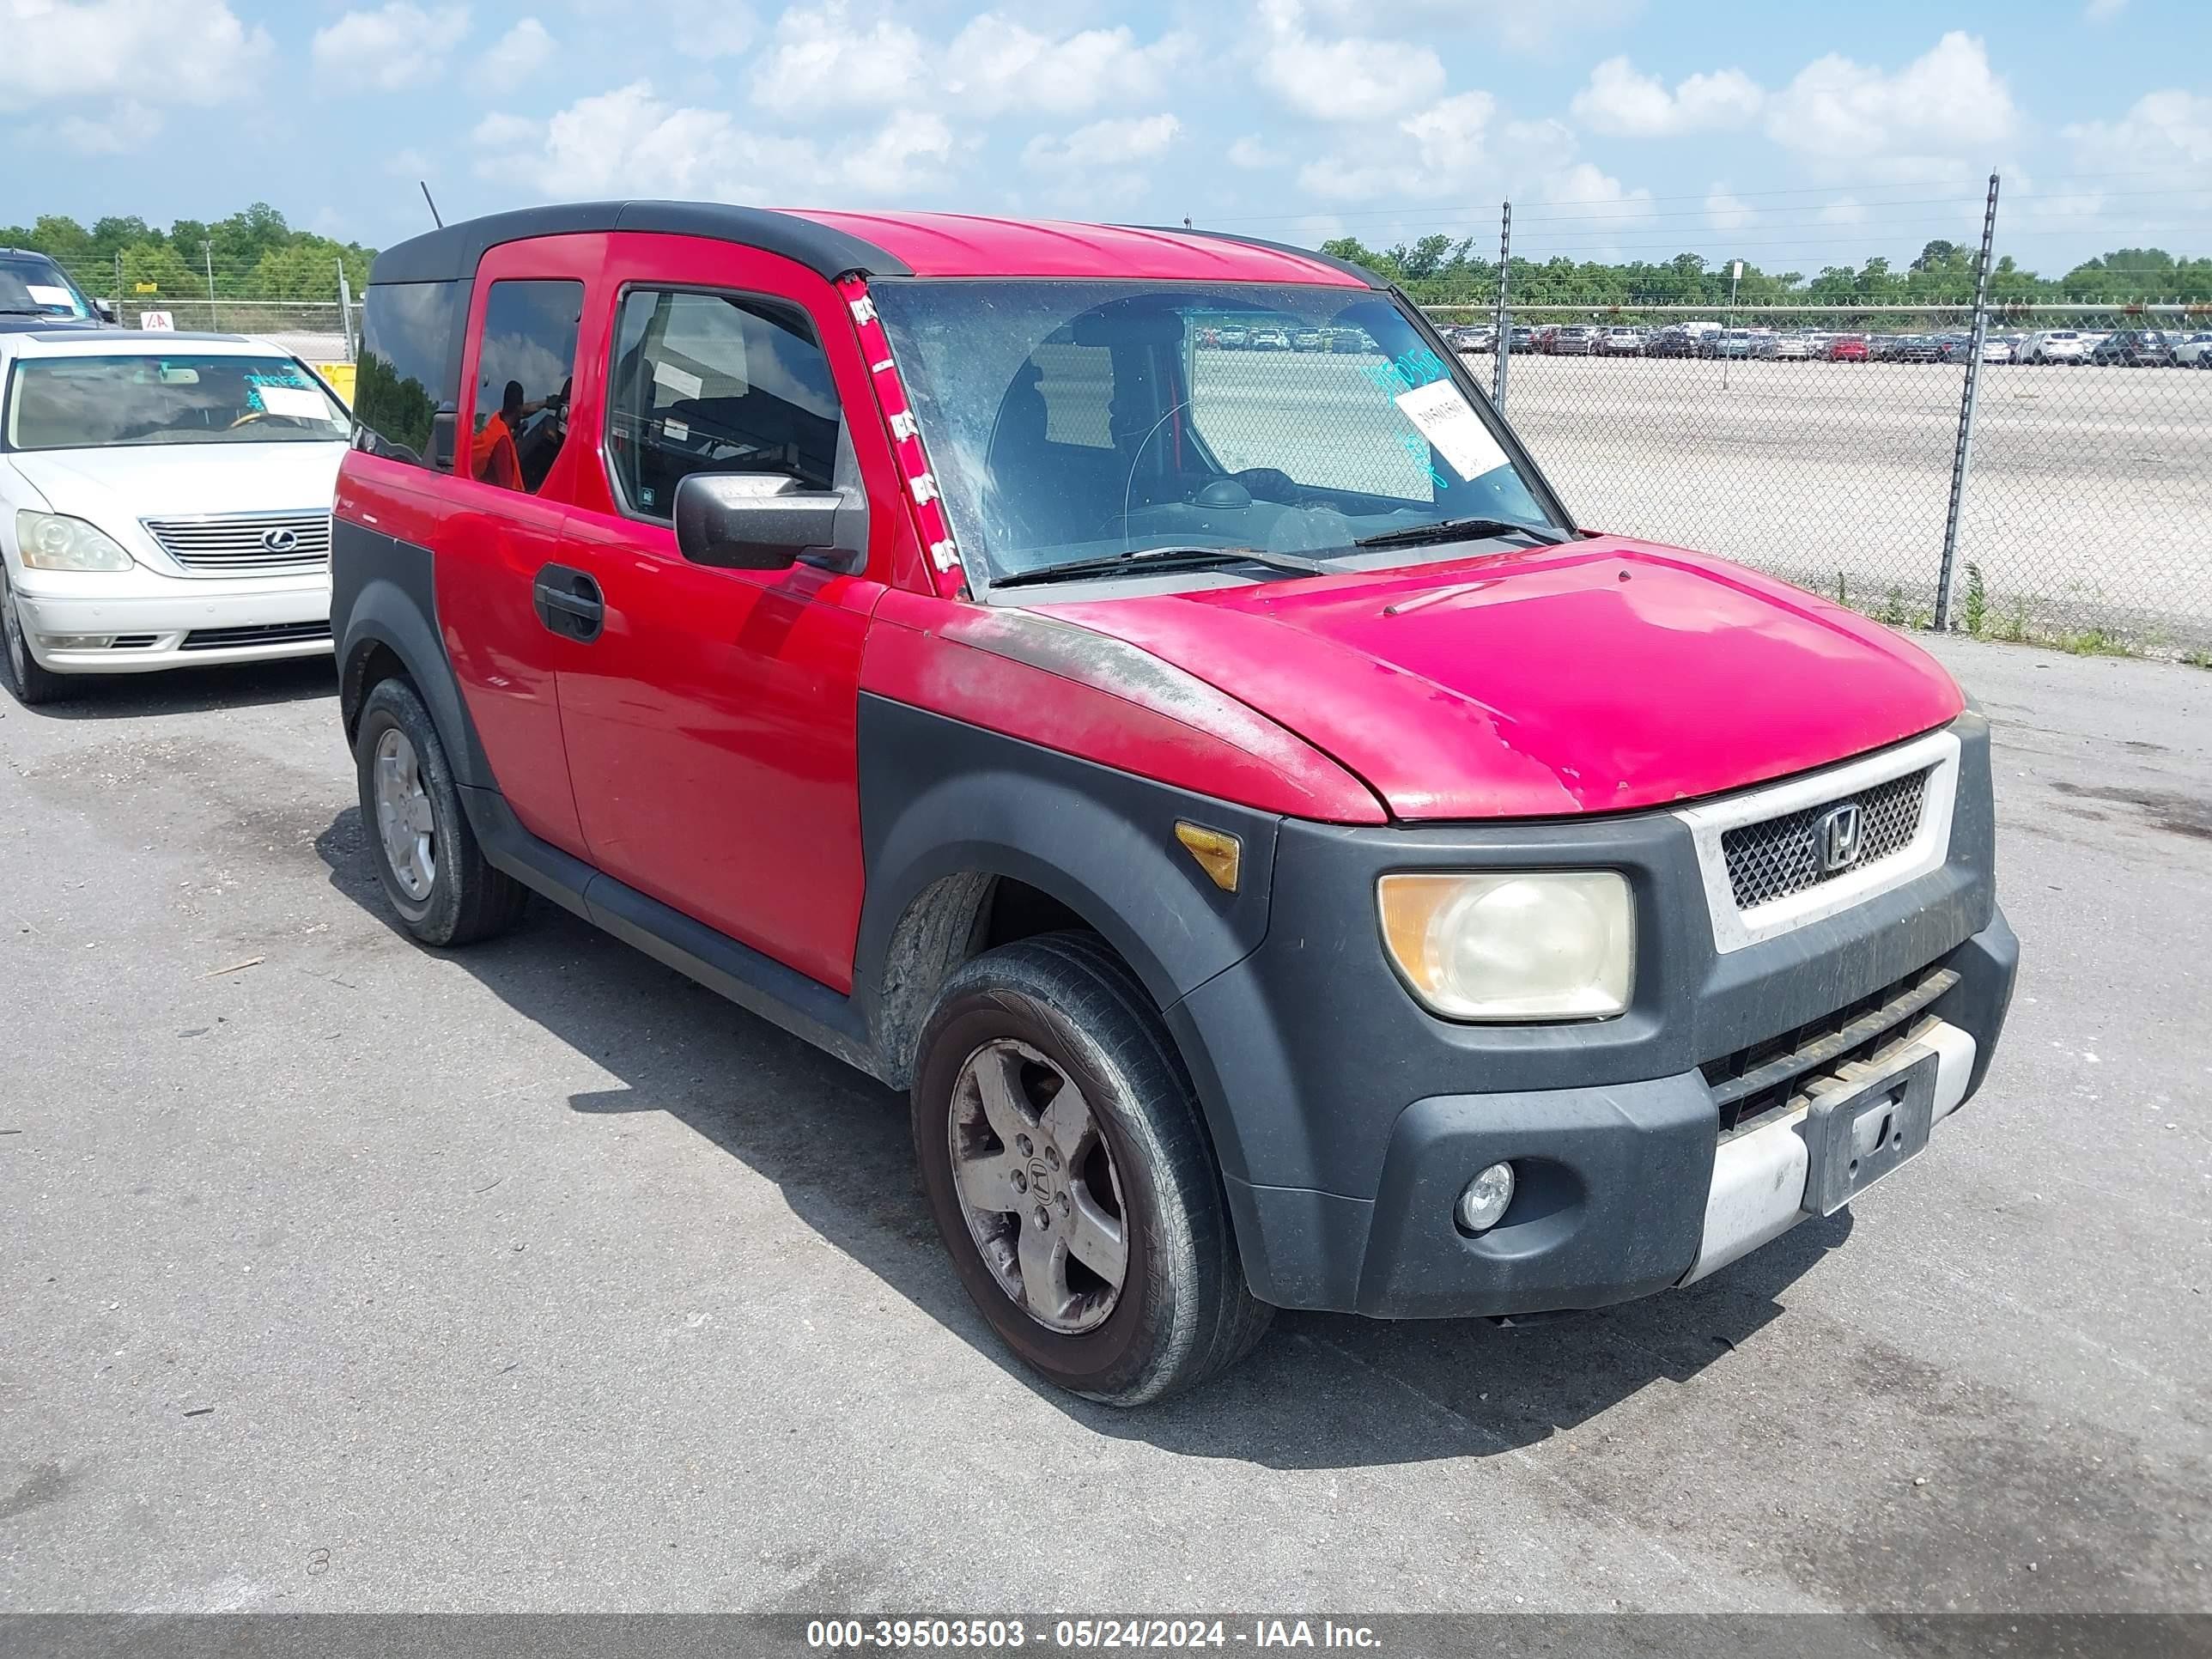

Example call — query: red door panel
[548,235,905,994]
[434,234,606,858]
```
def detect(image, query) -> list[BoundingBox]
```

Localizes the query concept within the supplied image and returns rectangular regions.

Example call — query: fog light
[42,634,114,650]
[1455,1162,1516,1233]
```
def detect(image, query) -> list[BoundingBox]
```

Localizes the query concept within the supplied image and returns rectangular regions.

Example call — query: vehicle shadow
[316,807,1850,1468]
[15,656,336,720]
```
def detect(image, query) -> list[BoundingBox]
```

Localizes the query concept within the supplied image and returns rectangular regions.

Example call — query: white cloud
[1227,135,1282,169]
[2063,89,2212,172]
[472,79,953,201]
[1764,32,2017,175]
[1023,113,1182,171]
[2084,0,2125,19]
[312,3,471,93]
[1570,56,1763,137]
[56,98,162,154]
[749,3,928,117]
[1304,0,1640,55]
[483,17,554,89]
[945,15,1190,116]
[1255,0,1445,124]
[1819,195,1868,224]
[1401,91,1497,173]
[1705,185,1753,230]
[0,0,272,110]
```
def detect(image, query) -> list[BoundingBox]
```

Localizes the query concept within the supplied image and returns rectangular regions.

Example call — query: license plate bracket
[1800,1048,1938,1218]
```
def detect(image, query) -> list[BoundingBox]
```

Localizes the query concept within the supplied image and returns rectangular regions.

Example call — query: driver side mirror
[673,472,867,572]
[94,299,118,324]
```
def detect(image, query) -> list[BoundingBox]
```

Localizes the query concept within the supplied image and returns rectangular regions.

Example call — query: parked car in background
[1291,328,1330,352]
[1596,326,1644,356]
[1547,325,1599,356]
[1702,329,1777,359]
[0,329,350,704]
[2094,329,2177,367]
[1,250,115,333]
[1250,326,1291,351]
[1216,325,1249,349]
[1645,327,1700,358]
[1978,337,2014,364]
[1771,333,1815,361]
[2172,332,2212,368]
[1827,335,1869,362]
[1891,336,1942,364]
[2021,330,2089,365]
[1330,326,1375,354]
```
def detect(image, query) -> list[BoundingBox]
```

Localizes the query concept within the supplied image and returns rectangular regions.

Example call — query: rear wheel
[354,677,527,946]
[913,933,1272,1405]
[0,567,69,707]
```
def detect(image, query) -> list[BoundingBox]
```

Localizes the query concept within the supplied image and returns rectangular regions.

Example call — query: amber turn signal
[1175,822,1243,893]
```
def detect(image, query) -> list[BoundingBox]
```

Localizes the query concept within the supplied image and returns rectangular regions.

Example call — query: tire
[0,565,70,707]
[353,677,526,947]
[912,932,1272,1406]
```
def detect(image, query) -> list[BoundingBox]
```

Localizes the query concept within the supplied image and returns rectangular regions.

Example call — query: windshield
[0,254,92,319]
[3,353,349,451]
[870,279,1559,586]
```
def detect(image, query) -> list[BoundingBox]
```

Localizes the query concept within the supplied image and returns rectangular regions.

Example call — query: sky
[3,0,2209,275]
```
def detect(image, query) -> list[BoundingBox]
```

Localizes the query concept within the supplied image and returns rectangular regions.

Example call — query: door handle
[532,564,604,642]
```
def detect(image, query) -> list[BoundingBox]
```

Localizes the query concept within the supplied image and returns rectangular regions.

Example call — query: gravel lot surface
[1,639,2207,1616]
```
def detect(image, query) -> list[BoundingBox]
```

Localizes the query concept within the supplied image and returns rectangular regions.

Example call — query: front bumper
[1168,713,2014,1318]
[12,568,331,673]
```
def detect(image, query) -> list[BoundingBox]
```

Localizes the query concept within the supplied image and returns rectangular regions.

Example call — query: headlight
[1378,871,1633,1022]
[15,511,136,573]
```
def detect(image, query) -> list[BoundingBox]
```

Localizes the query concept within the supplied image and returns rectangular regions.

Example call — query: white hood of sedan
[9,442,345,526]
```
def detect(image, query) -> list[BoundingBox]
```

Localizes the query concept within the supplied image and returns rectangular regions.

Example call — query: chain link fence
[1426,299,2212,659]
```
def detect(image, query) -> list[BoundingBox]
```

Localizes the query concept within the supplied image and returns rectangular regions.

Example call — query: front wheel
[0,567,69,707]
[912,933,1272,1405]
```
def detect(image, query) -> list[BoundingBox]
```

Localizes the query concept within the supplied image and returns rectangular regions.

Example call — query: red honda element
[333,204,2016,1404]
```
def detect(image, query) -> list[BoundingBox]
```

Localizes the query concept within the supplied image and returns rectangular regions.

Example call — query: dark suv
[2093,329,2177,367]
[0,249,112,333]
[331,203,2015,1404]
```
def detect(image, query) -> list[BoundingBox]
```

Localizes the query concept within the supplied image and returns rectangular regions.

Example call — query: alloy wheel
[372,726,437,902]
[946,1037,1128,1334]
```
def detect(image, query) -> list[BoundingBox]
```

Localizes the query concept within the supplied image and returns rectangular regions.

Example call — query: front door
[549,241,889,994]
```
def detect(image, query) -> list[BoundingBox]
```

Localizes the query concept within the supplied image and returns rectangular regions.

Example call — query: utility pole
[1936,171,2002,631]
[1491,200,1512,410]
[203,240,217,330]
[1723,258,1743,392]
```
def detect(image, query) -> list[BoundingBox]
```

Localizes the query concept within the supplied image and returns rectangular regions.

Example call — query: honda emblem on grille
[1818,803,1863,872]
[261,527,300,554]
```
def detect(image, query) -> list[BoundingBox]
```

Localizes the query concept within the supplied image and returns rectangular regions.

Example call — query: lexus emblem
[1817,803,1863,873]
[260,526,301,554]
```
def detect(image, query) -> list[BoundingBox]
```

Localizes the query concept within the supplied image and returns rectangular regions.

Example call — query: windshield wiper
[1353,516,1573,551]
[991,544,1328,589]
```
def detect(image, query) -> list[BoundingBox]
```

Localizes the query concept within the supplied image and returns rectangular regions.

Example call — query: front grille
[179,621,332,652]
[143,512,331,574]
[1721,767,1929,911]
[1702,964,1959,1135]
[110,635,159,649]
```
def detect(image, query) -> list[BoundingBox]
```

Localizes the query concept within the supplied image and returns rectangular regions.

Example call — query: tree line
[1320,234,2212,309]
[0,204,374,303]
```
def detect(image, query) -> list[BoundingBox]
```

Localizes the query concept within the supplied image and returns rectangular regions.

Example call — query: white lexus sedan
[0,329,349,704]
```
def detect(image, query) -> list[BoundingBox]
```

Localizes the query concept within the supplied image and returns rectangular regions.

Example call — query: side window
[355,280,463,470]
[607,288,842,520]
[471,279,582,495]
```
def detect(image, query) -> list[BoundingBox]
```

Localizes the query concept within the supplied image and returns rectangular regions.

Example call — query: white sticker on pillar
[1393,379,1509,483]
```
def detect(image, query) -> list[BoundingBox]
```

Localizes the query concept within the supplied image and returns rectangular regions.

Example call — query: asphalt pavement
[0,637,2206,1615]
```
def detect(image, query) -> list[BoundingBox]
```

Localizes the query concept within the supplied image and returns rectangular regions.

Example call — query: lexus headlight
[1378,872,1633,1022]
[15,511,135,573]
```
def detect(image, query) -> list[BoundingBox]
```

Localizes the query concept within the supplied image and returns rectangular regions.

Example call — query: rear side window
[355,280,462,470]
[607,288,842,520]
[470,279,582,495]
